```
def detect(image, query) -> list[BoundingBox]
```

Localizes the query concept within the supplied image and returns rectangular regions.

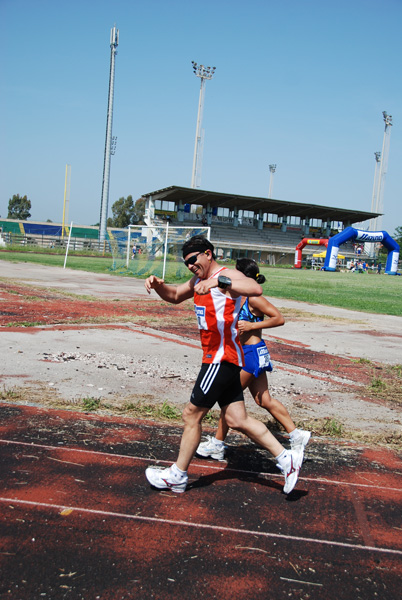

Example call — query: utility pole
[61,164,71,239]
[268,164,276,198]
[191,62,216,189]
[367,152,381,258]
[372,111,393,233]
[99,25,119,244]
[369,152,381,231]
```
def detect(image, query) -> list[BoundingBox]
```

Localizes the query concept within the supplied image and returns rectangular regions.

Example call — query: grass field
[258,266,402,316]
[1,250,401,316]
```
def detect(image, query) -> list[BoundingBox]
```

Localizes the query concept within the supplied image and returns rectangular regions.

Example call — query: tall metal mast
[366,152,382,258]
[61,164,71,239]
[372,111,393,233]
[191,62,216,189]
[268,164,276,198]
[369,152,381,232]
[99,25,119,244]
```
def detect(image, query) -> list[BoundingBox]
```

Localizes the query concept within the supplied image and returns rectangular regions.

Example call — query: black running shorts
[190,362,244,409]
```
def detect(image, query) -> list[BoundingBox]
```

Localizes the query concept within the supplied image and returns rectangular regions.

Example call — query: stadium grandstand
[0,186,380,266]
[141,186,380,265]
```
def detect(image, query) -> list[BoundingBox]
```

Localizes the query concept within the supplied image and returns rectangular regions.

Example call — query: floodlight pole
[268,164,276,198]
[63,221,74,269]
[191,62,216,189]
[99,26,119,244]
[369,152,381,232]
[374,111,393,232]
[61,164,71,239]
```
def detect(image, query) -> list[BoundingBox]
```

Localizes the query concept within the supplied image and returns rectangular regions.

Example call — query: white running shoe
[290,429,311,451]
[196,436,226,461]
[145,465,188,494]
[277,447,304,494]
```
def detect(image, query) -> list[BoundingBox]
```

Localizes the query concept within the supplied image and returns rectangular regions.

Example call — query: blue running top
[238,298,263,323]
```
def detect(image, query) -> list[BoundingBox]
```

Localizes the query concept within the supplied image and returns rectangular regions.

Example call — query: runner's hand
[144,275,165,294]
[194,279,216,295]
[238,320,254,333]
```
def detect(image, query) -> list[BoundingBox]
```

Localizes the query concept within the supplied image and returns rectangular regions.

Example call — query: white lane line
[1,496,401,557]
[1,438,401,493]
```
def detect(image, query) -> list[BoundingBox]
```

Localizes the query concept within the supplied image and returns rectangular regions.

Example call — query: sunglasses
[184,251,207,267]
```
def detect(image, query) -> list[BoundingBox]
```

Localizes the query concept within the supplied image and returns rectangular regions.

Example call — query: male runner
[144,236,304,494]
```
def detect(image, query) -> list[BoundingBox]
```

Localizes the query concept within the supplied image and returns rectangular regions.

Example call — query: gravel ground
[1,260,401,445]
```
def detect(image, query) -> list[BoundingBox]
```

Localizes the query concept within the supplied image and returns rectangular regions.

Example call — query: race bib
[195,305,208,330]
[257,345,271,369]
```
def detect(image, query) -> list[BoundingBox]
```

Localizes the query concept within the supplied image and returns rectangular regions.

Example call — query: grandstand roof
[142,186,380,224]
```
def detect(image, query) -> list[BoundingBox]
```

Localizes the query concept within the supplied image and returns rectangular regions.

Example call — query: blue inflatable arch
[323,227,400,275]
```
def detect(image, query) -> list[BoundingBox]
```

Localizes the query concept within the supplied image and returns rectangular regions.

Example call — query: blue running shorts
[242,340,273,378]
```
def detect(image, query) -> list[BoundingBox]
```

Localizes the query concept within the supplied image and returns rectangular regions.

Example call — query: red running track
[0,403,401,599]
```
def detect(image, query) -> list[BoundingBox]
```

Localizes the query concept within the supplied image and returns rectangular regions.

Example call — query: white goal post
[108,223,210,279]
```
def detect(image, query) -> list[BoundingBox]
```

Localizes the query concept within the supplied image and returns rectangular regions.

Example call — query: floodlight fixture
[192,61,216,81]
[268,164,277,198]
[382,111,392,128]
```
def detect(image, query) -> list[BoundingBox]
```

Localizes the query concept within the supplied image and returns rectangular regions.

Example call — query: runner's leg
[176,402,210,471]
[222,400,283,457]
[247,372,296,434]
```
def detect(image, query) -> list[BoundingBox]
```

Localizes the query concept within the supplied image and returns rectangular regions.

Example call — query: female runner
[197,258,310,460]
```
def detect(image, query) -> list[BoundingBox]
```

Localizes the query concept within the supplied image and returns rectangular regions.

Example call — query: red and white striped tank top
[194,267,244,365]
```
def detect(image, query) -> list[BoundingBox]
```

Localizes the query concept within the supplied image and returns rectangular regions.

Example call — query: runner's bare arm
[196,268,262,298]
[144,275,195,304]
[238,295,285,334]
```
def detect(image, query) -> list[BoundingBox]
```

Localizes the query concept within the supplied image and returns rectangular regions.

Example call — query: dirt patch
[1,277,401,449]
[0,281,195,328]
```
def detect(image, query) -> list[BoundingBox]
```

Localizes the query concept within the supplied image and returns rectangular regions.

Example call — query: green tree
[377,226,401,260]
[8,194,31,220]
[133,197,146,224]
[109,196,145,228]
[393,226,402,247]
[110,195,136,228]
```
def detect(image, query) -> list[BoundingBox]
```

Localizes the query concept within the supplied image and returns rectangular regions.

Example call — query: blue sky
[1,0,401,234]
